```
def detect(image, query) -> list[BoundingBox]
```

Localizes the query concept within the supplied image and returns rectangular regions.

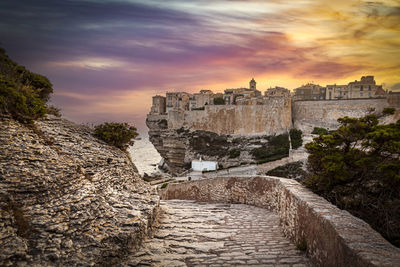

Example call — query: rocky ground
[0,115,159,266]
[123,200,312,266]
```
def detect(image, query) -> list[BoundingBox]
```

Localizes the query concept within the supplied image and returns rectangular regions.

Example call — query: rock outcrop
[0,116,159,266]
[147,115,287,175]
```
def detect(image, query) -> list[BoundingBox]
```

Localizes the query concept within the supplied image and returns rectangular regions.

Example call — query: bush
[289,129,302,149]
[46,105,61,117]
[383,107,396,115]
[213,97,225,105]
[252,134,289,163]
[94,122,138,150]
[305,114,400,247]
[229,149,240,158]
[0,78,47,122]
[311,127,329,135]
[0,48,52,122]
[161,183,168,189]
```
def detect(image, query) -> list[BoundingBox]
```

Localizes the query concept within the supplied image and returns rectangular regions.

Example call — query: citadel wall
[293,98,390,133]
[167,97,292,135]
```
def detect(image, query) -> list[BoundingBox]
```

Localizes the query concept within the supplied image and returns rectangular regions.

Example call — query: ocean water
[127,131,162,176]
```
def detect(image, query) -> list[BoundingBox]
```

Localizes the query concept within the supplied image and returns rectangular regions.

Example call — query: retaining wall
[292,98,389,133]
[168,97,292,135]
[160,176,400,267]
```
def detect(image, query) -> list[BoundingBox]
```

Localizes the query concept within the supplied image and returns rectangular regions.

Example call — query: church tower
[249,78,256,90]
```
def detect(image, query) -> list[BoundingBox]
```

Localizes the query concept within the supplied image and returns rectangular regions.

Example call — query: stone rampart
[293,98,390,133]
[160,176,400,267]
[168,97,292,135]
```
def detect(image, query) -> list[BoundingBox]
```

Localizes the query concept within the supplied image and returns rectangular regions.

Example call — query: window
[368,92,371,97]
[360,85,363,91]
[329,92,332,100]
[369,85,371,91]
[167,102,172,107]
[168,96,172,100]
[175,102,179,107]
[360,93,363,97]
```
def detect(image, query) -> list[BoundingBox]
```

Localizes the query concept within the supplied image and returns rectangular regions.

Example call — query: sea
[127,131,162,176]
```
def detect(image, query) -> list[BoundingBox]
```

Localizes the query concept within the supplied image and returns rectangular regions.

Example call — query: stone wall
[160,176,400,267]
[168,97,292,135]
[293,98,390,133]
[0,116,159,266]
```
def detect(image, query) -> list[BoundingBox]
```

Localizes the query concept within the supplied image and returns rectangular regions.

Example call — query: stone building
[293,83,326,101]
[326,84,348,100]
[224,79,262,104]
[150,95,166,114]
[166,92,192,112]
[191,90,214,109]
[250,78,256,90]
[265,87,291,98]
[348,76,383,99]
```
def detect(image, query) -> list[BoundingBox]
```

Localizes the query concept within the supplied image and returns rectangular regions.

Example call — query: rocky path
[123,200,312,267]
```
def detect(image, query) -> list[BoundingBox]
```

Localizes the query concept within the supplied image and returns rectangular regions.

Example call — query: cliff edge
[0,115,159,266]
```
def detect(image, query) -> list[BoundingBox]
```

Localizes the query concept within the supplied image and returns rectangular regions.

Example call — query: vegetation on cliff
[94,122,138,150]
[0,48,53,122]
[304,113,400,247]
[311,127,329,135]
[289,129,302,149]
[252,133,290,164]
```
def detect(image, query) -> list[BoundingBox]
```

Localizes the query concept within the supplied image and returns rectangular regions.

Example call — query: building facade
[348,76,384,99]
[293,83,326,101]
[150,95,166,114]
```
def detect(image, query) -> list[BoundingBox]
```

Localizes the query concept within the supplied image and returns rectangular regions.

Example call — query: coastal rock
[147,115,282,174]
[0,116,159,266]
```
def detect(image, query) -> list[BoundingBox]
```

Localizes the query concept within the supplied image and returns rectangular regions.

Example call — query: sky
[1,0,399,130]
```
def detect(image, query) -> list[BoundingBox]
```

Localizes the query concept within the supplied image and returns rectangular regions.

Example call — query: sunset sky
[1,0,399,130]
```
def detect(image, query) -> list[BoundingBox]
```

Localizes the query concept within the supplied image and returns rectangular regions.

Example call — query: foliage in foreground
[311,127,329,135]
[289,129,303,149]
[94,122,138,150]
[0,48,53,122]
[304,113,400,247]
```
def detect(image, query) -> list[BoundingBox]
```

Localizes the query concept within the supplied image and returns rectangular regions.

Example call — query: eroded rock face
[0,116,159,266]
[147,114,278,174]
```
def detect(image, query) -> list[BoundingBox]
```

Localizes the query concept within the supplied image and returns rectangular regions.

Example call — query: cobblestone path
[123,200,312,267]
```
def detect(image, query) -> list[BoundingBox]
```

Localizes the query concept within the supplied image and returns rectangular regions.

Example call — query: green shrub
[192,106,205,110]
[229,149,240,158]
[0,48,52,122]
[46,105,61,117]
[213,97,225,105]
[383,107,396,115]
[305,114,400,247]
[252,134,289,163]
[311,127,329,135]
[289,129,303,149]
[161,183,168,189]
[256,154,287,164]
[94,122,138,150]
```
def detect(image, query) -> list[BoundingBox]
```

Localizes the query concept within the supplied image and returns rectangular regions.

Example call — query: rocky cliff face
[0,116,159,266]
[147,115,285,175]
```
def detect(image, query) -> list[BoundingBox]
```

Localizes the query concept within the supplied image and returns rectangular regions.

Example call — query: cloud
[1,0,399,126]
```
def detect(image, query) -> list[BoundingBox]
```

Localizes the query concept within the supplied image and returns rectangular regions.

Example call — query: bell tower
[250,78,256,90]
